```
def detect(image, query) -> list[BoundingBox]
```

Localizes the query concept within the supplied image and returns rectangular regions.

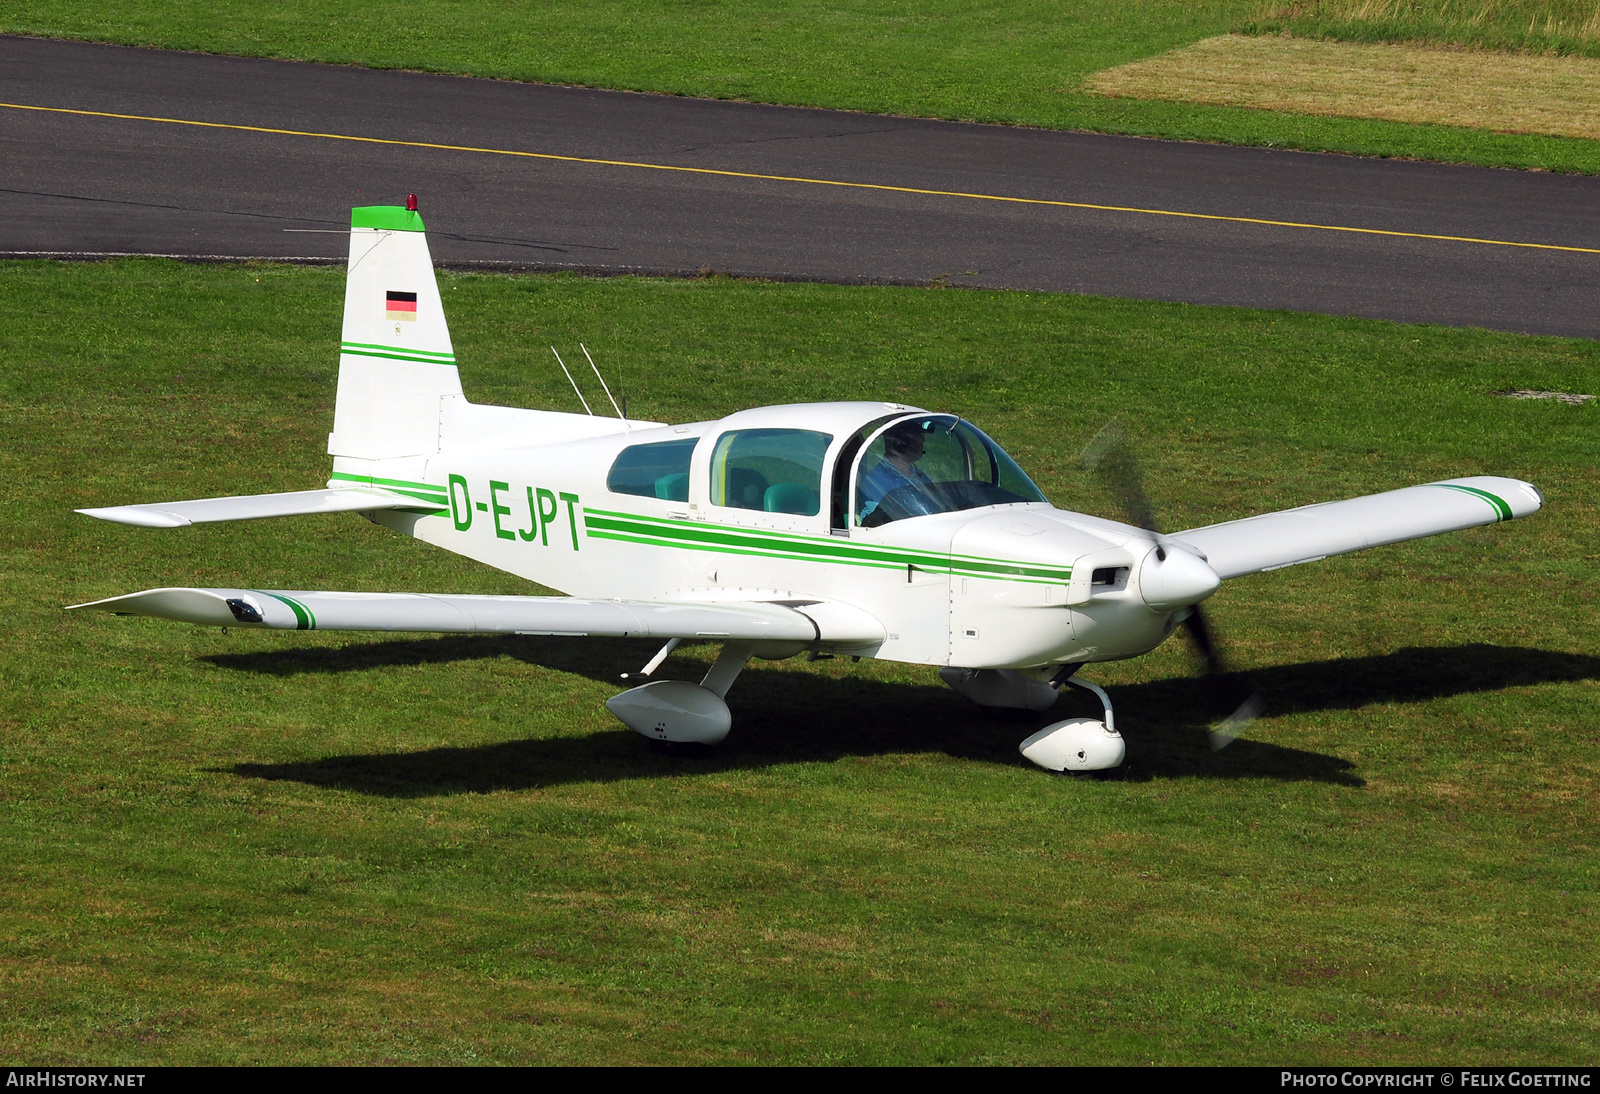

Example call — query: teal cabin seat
[654,473,689,502]
[764,483,819,515]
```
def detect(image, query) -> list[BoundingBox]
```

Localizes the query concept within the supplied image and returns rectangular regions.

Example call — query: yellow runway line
[5,100,1598,256]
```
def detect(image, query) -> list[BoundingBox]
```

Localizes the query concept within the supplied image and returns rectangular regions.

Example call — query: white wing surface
[1172,476,1542,580]
[76,487,442,528]
[66,588,885,645]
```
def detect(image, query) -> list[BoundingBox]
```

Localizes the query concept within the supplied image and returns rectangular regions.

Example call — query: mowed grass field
[6,0,1600,172]
[1,259,1597,1063]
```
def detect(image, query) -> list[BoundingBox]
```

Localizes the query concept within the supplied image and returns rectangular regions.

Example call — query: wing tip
[62,587,239,626]
[1430,476,1543,520]
[76,506,192,528]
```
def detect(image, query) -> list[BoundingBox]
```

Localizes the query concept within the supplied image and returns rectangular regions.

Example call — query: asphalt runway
[4,35,1599,338]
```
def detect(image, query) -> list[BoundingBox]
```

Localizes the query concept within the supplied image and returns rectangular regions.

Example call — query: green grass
[1243,0,1600,59]
[7,0,1600,173]
[3,258,1598,1063]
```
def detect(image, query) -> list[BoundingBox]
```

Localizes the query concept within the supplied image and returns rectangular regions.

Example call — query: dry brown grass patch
[1263,0,1600,42]
[1085,34,1600,140]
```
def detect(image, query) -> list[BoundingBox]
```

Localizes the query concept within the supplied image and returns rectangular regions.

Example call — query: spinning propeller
[1081,422,1261,751]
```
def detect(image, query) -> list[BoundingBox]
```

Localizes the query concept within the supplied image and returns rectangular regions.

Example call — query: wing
[1172,476,1542,580]
[76,487,443,528]
[65,588,886,645]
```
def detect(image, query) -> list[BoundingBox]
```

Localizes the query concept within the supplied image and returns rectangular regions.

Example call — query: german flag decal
[385,291,418,322]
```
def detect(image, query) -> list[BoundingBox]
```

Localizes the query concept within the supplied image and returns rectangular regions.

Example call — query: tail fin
[328,203,465,461]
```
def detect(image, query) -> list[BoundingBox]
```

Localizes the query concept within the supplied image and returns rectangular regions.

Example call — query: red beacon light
[406,193,418,211]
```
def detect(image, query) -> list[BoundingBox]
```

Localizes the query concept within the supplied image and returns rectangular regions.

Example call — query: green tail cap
[351,205,426,232]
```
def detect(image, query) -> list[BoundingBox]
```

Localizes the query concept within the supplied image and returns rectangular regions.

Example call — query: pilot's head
[884,420,928,460]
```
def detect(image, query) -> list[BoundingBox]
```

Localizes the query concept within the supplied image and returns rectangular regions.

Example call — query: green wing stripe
[583,508,1070,583]
[340,346,459,367]
[341,341,455,361]
[1431,483,1512,522]
[263,592,314,630]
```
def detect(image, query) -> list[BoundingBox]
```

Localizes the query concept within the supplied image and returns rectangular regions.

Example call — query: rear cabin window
[710,428,833,517]
[606,438,697,502]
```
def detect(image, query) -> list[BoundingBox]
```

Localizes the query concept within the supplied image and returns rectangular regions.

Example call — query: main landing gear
[607,644,1125,773]
[606,640,755,745]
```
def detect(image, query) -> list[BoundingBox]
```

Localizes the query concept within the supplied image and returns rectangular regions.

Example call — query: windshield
[855,415,1047,527]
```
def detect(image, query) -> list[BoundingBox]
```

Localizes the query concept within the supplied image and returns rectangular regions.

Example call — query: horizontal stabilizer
[1173,476,1542,580]
[66,588,886,645]
[76,487,441,528]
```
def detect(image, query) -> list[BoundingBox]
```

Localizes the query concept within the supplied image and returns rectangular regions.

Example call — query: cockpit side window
[829,415,904,534]
[855,416,1047,527]
[606,438,697,502]
[710,428,833,516]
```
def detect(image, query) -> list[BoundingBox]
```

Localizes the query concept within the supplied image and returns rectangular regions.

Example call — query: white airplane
[70,201,1544,771]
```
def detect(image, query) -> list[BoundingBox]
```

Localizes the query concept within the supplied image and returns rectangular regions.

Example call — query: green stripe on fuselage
[329,472,448,507]
[383,491,449,508]
[583,507,1070,584]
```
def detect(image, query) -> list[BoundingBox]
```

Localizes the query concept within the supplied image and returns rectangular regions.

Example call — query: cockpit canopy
[853,415,1047,527]
[603,405,1048,529]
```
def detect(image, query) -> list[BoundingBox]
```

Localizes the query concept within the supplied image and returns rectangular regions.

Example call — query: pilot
[858,420,936,521]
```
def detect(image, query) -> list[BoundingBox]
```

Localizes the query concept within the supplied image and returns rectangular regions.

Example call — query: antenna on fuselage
[581,343,631,429]
[550,347,594,415]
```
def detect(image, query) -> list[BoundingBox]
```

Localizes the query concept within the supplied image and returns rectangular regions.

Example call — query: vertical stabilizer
[328,204,465,461]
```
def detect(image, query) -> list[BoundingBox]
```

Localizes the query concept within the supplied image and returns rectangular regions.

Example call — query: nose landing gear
[1019,671,1126,772]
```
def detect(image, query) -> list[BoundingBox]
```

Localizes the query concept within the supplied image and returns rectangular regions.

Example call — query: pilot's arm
[858,460,911,519]
[857,460,933,522]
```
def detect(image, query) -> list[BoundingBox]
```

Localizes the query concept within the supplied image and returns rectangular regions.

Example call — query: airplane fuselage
[338,401,1181,672]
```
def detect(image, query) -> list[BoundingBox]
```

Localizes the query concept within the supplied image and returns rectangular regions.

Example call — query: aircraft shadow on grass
[208,641,1600,797]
